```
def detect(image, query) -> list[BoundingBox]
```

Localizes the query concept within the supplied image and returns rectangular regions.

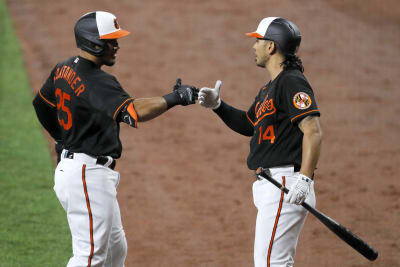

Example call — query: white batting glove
[198,80,222,109]
[287,174,313,205]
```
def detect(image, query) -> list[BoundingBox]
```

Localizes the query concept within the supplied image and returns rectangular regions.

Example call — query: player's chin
[256,62,266,68]
[103,58,116,66]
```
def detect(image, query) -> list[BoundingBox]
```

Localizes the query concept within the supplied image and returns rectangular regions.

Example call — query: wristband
[162,91,180,109]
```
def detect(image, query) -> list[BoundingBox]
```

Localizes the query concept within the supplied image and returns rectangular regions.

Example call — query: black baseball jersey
[246,69,320,170]
[38,56,137,158]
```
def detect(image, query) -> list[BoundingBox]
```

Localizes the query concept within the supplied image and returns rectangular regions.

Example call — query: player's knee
[119,233,128,258]
[114,229,128,260]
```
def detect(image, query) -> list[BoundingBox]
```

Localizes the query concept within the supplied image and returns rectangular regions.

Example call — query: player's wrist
[298,173,312,184]
[162,91,181,109]
[211,97,221,110]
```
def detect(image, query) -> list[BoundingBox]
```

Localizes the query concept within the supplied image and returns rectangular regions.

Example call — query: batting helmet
[246,17,301,55]
[74,11,130,56]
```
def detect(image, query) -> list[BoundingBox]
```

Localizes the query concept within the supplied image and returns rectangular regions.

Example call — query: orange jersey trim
[290,109,319,123]
[38,90,56,107]
[246,108,276,127]
[267,176,285,267]
[81,164,94,267]
[246,112,255,126]
[113,98,133,120]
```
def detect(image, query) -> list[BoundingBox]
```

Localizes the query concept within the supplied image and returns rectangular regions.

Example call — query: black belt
[64,151,116,170]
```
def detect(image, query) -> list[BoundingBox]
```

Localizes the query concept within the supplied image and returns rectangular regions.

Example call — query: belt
[255,165,300,181]
[255,165,315,181]
[63,150,116,170]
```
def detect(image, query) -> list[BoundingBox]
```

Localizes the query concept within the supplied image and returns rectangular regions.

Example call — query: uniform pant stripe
[81,164,94,267]
[267,176,285,267]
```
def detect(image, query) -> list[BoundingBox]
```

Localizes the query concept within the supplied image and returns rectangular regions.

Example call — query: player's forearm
[132,97,168,122]
[213,101,254,136]
[299,116,322,178]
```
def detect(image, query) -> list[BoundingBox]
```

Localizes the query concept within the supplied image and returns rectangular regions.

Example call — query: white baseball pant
[54,150,127,267]
[252,166,316,267]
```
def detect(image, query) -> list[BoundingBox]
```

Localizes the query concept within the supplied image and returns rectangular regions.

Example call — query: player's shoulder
[85,69,123,94]
[279,69,306,83]
[53,56,78,68]
[278,69,311,90]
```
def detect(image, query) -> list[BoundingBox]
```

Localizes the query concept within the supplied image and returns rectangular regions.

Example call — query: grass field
[0,0,71,266]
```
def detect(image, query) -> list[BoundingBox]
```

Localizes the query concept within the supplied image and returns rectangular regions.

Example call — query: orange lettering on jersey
[60,66,67,79]
[256,95,275,119]
[250,94,276,126]
[64,67,72,82]
[54,67,60,81]
[71,76,80,90]
[63,66,70,80]
[75,84,85,96]
[67,71,76,85]
[53,65,86,97]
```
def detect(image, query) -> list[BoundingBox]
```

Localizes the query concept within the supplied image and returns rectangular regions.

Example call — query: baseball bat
[256,170,378,261]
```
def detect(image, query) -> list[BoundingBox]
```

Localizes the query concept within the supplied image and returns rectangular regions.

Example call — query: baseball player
[32,11,198,266]
[198,17,322,267]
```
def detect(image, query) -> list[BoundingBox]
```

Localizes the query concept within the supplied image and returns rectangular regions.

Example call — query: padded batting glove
[55,140,64,164]
[163,78,199,109]
[198,80,222,109]
[286,174,313,205]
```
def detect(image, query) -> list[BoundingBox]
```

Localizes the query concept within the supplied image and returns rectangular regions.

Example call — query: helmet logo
[293,92,312,110]
[114,18,120,29]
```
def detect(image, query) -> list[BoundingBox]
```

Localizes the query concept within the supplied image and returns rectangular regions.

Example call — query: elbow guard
[119,101,138,128]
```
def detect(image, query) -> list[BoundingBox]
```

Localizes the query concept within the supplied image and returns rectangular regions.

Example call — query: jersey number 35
[55,88,72,131]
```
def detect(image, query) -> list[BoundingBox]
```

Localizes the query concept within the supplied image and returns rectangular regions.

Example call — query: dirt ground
[7,0,400,266]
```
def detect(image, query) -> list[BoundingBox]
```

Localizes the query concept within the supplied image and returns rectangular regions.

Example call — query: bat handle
[257,172,312,210]
[257,172,290,193]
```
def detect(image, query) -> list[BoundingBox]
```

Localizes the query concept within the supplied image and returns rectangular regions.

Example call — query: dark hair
[281,54,304,73]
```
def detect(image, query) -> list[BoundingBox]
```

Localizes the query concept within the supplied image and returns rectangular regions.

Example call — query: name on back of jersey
[54,65,86,96]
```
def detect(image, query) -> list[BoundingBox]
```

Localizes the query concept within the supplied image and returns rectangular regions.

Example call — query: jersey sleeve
[213,101,254,137]
[279,74,320,124]
[118,100,138,128]
[90,75,134,120]
[38,66,57,108]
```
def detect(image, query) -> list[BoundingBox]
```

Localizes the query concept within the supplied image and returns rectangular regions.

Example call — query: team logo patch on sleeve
[293,92,312,110]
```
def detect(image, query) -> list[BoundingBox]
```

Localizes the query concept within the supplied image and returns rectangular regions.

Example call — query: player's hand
[55,140,64,164]
[173,78,199,106]
[286,174,313,205]
[198,80,222,109]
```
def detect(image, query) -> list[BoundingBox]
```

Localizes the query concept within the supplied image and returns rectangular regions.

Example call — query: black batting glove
[163,78,199,109]
[55,140,64,164]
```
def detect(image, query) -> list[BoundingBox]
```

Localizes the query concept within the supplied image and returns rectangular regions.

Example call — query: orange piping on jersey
[267,176,285,267]
[113,98,133,120]
[81,164,94,267]
[246,112,255,126]
[127,102,138,128]
[246,105,276,127]
[38,90,56,107]
[255,102,260,115]
[253,109,276,126]
[290,109,319,123]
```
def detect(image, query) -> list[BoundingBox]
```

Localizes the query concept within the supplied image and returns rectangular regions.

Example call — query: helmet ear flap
[74,12,106,56]
[75,33,106,56]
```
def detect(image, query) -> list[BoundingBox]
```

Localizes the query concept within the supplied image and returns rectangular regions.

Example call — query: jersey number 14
[258,125,275,144]
[55,88,72,130]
